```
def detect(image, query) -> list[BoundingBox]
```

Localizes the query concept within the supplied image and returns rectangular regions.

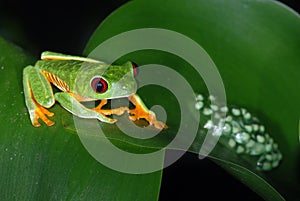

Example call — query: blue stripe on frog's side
[195,93,282,171]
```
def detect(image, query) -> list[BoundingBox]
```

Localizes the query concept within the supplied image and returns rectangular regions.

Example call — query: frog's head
[75,61,138,100]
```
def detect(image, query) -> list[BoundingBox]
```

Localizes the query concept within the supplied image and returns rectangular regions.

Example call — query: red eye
[91,77,108,93]
[131,62,139,76]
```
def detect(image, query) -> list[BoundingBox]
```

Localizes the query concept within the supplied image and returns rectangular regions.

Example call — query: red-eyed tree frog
[23,51,167,129]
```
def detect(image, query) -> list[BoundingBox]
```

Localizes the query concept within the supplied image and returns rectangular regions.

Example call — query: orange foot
[93,99,129,118]
[128,95,168,130]
[32,105,55,127]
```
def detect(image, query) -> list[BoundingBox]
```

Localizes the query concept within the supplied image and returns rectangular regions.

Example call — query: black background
[1,0,298,56]
[0,0,299,200]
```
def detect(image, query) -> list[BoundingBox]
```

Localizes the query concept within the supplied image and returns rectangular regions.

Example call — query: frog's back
[35,60,107,92]
[36,60,83,75]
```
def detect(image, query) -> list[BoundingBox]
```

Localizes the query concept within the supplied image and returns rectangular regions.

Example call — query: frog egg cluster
[195,93,282,171]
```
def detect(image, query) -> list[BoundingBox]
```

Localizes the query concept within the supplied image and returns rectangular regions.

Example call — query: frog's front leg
[54,92,118,123]
[23,66,55,127]
[128,94,168,129]
[93,99,129,116]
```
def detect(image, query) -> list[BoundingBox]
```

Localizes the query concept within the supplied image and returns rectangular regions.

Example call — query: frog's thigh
[54,92,116,123]
[23,66,55,108]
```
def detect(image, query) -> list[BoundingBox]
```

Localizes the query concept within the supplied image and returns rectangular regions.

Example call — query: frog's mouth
[110,88,136,99]
[110,92,136,99]
[72,93,99,102]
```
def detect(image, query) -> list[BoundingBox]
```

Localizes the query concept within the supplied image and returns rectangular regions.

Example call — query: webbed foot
[31,105,55,127]
[128,94,168,130]
[92,99,129,123]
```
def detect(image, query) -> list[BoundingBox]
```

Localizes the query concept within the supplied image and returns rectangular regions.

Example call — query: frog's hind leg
[128,94,168,130]
[23,66,55,127]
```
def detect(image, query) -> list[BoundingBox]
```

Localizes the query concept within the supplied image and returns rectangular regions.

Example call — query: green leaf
[2,0,299,200]
[0,36,162,200]
[84,0,300,200]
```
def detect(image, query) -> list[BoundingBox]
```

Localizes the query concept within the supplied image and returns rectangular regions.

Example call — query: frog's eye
[91,76,108,93]
[131,62,139,76]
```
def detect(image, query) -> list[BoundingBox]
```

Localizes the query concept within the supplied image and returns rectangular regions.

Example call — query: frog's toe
[31,106,55,127]
[94,107,129,116]
[152,119,168,130]
[32,118,41,127]
[93,106,129,124]
[108,118,117,124]
[95,113,117,124]
[128,115,137,121]
[129,109,167,130]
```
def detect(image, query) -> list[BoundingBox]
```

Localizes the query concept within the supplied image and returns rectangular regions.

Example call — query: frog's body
[23,51,167,129]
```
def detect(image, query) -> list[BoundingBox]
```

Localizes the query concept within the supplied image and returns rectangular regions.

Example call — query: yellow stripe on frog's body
[41,70,95,102]
[41,51,103,64]
[42,70,70,92]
